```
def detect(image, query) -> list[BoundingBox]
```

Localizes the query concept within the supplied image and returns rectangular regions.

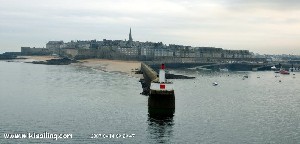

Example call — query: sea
[0,60,299,144]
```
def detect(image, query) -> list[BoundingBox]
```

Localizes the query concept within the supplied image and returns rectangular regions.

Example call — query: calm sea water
[0,61,300,144]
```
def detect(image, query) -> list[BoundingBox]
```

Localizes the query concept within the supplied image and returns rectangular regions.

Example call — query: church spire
[129,27,133,42]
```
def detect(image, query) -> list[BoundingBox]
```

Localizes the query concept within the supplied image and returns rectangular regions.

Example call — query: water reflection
[147,114,174,143]
[147,96,175,143]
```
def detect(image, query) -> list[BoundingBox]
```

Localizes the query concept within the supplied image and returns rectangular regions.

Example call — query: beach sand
[15,56,142,78]
[74,59,142,78]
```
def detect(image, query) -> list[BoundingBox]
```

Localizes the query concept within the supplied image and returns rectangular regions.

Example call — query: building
[117,47,139,56]
[46,41,64,53]
[21,28,255,61]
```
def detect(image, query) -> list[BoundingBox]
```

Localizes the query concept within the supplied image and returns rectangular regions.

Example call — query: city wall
[21,47,51,55]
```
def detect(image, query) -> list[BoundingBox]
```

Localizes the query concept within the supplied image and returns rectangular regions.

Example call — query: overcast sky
[1,0,300,54]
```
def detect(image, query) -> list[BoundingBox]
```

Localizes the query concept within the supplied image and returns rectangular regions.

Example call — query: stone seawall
[21,47,51,56]
[140,63,158,95]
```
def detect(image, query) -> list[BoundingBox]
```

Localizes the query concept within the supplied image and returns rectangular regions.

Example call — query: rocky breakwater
[165,73,195,79]
[0,54,16,60]
[139,63,195,95]
[31,58,77,65]
[0,52,23,60]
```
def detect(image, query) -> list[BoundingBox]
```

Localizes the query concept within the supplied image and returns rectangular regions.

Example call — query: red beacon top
[161,64,165,70]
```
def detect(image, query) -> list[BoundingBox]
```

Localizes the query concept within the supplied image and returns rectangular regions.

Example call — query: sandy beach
[14,56,142,77]
[75,59,142,77]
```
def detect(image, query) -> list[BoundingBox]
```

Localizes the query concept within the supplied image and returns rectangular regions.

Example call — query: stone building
[22,28,254,61]
[117,47,139,56]
[46,41,64,53]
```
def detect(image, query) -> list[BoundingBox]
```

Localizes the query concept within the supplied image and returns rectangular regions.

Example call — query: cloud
[0,0,300,54]
[220,0,300,10]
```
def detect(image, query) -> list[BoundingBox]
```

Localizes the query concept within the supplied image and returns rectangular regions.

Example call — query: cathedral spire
[129,27,133,42]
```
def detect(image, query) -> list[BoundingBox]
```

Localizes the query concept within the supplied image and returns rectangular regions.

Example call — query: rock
[165,73,195,79]
[32,58,77,65]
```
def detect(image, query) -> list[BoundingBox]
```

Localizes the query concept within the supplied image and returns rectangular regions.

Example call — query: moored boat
[280,69,290,75]
[213,82,218,86]
[219,68,229,72]
[271,66,276,70]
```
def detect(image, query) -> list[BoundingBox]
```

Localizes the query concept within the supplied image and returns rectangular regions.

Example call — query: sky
[0,0,300,55]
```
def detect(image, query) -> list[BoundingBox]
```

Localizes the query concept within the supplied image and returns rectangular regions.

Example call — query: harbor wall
[140,63,158,95]
[21,47,51,55]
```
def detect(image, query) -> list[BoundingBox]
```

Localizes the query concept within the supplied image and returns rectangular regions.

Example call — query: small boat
[213,82,218,86]
[219,68,229,72]
[280,69,290,75]
[271,66,276,70]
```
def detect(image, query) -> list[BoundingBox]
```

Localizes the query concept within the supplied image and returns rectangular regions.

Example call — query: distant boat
[219,68,229,72]
[271,66,276,70]
[213,82,218,86]
[280,69,290,75]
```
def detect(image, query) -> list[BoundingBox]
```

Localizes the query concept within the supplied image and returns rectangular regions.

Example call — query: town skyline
[1,0,300,55]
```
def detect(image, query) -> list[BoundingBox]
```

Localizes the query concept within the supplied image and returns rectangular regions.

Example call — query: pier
[140,62,158,95]
[140,63,175,117]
